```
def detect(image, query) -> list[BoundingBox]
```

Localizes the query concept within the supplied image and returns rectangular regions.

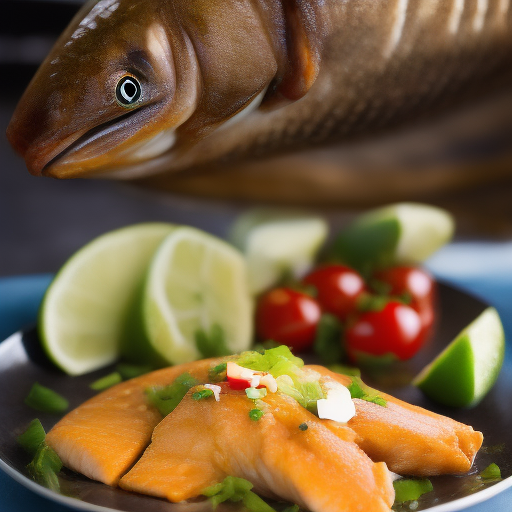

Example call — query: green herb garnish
[146,372,199,416]
[24,383,69,414]
[89,372,122,391]
[27,443,63,492]
[246,388,267,400]
[209,362,227,382]
[195,324,231,358]
[314,314,343,364]
[237,346,304,375]
[192,389,215,401]
[17,419,46,456]
[282,506,300,512]
[347,377,387,407]
[249,409,264,421]
[480,463,501,481]
[202,476,276,512]
[298,423,308,431]
[393,478,433,503]
[116,363,154,380]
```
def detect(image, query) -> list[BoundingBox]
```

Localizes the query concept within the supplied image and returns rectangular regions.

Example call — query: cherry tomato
[302,264,367,320]
[345,301,426,361]
[256,288,321,352]
[374,266,435,336]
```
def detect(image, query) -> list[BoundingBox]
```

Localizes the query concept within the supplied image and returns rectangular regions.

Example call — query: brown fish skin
[45,359,213,485]
[308,366,484,476]
[119,384,395,512]
[6,0,512,200]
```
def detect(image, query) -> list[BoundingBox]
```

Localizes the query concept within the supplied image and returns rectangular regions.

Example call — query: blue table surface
[1,242,512,511]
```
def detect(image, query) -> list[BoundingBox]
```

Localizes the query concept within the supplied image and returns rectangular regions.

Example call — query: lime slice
[39,223,176,375]
[138,227,253,365]
[332,203,454,275]
[230,209,328,294]
[413,307,505,407]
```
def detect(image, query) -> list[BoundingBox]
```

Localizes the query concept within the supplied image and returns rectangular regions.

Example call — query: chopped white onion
[204,384,221,401]
[317,382,356,423]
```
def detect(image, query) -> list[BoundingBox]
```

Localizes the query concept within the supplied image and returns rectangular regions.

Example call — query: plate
[0,282,511,512]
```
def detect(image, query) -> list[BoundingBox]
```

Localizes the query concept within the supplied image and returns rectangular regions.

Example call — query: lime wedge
[230,209,328,294]
[39,224,176,375]
[137,227,253,365]
[332,203,454,275]
[413,307,505,407]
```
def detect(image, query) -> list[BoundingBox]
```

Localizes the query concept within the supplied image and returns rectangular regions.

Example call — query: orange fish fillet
[307,365,484,476]
[46,357,483,497]
[45,359,213,485]
[119,384,394,512]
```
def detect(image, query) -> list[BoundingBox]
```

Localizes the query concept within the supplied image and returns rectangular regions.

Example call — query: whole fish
[6,0,512,204]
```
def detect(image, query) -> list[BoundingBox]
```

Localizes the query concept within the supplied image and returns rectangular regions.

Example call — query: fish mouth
[41,105,152,178]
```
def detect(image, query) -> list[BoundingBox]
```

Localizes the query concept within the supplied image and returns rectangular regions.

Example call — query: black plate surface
[0,282,511,512]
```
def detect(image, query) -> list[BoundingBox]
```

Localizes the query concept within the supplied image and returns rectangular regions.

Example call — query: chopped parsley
[146,372,199,416]
[347,377,387,407]
[298,423,308,431]
[208,362,227,382]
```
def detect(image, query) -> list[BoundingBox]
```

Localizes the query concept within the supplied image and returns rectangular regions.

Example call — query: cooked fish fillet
[45,359,213,485]
[46,357,483,498]
[308,366,484,476]
[119,384,394,512]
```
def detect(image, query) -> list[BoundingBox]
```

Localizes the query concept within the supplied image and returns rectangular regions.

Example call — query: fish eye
[116,75,141,107]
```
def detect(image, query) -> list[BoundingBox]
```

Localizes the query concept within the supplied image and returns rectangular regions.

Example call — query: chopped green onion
[202,476,277,512]
[26,443,62,492]
[17,419,46,456]
[480,463,501,481]
[195,324,231,358]
[314,314,343,364]
[145,372,199,416]
[249,409,264,421]
[116,363,153,380]
[192,389,215,401]
[242,490,277,512]
[282,506,300,512]
[298,423,308,431]
[246,387,267,400]
[327,364,361,377]
[209,362,227,382]
[393,479,433,503]
[89,372,122,391]
[348,377,387,407]
[24,383,69,414]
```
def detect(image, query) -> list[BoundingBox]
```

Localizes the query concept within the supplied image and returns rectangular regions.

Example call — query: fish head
[6,0,199,178]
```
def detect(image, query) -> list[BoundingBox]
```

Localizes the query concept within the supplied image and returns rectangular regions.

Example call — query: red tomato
[256,288,321,352]
[345,301,426,361]
[374,266,435,336]
[303,265,367,320]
